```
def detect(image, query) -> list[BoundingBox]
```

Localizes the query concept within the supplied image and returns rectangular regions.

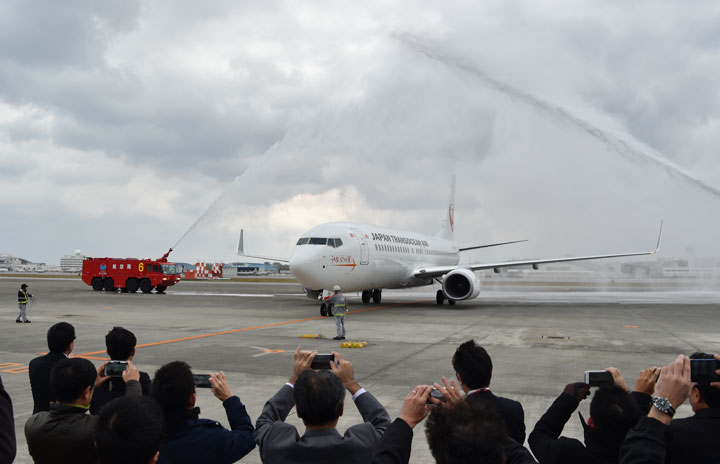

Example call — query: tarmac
[1,276,719,463]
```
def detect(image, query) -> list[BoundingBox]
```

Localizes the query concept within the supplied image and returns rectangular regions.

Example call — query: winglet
[237,229,244,255]
[653,220,663,254]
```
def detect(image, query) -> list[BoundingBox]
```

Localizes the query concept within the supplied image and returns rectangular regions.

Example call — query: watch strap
[652,396,676,417]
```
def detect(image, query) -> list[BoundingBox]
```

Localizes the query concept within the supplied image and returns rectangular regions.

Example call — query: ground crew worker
[17,283,32,323]
[328,284,347,340]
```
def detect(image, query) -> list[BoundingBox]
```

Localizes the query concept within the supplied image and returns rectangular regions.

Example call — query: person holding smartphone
[150,361,254,464]
[90,327,152,414]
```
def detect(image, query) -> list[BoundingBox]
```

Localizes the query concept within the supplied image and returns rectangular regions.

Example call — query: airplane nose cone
[290,247,322,288]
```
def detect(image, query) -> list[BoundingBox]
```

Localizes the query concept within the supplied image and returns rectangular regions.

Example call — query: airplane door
[351,228,370,265]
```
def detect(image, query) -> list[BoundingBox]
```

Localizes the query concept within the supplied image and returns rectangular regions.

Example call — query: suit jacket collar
[692,407,720,419]
[302,428,342,439]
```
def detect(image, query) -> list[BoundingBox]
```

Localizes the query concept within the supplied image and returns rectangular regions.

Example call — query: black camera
[104,361,128,377]
[691,359,719,384]
[193,374,212,388]
[311,354,337,370]
[584,370,613,387]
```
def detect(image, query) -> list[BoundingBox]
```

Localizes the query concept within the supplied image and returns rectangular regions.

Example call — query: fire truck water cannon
[81,250,182,294]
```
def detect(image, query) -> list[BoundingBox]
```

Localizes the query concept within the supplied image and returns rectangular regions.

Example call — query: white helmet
[333,284,341,292]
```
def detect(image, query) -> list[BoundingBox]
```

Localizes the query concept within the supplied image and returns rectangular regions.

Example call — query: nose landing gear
[361,289,382,304]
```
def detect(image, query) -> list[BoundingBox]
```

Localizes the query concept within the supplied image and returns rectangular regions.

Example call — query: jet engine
[442,268,481,301]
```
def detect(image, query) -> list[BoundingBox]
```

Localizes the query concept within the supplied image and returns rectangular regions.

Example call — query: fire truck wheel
[140,279,153,293]
[155,285,167,293]
[91,278,103,291]
[103,278,116,292]
[126,278,139,293]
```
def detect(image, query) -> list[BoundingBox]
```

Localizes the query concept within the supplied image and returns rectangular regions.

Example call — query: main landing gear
[361,289,382,304]
[436,290,455,306]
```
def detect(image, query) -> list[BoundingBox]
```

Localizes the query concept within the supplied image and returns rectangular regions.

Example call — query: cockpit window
[333,238,343,248]
[296,238,309,245]
[308,237,328,245]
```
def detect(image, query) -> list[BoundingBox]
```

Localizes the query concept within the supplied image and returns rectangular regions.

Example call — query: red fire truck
[81,249,182,293]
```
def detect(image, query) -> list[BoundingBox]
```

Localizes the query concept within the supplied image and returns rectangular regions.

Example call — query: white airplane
[239,177,662,314]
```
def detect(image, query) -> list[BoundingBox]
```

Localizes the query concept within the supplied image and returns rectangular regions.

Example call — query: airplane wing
[459,239,527,252]
[237,229,290,263]
[414,222,663,280]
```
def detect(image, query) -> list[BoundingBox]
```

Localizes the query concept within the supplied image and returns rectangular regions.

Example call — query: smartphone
[193,374,212,388]
[691,359,719,383]
[311,354,337,370]
[427,388,445,404]
[584,370,613,387]
[104,361,128,377]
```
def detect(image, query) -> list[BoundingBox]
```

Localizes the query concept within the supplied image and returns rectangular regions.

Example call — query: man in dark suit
[371,384,536,464]
[90,326,152,414]
[255,347,391,464]
[0,375,16,464]
[28,322,76,413]
[664,352,720,464]
[452,340,526,444]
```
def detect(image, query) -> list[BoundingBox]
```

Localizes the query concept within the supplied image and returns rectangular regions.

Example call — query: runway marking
[623,325,639,328]
[0,362,28,374]
[76,299,429,357]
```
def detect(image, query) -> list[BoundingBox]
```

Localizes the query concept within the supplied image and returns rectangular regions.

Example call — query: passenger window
[112,264,117,269]
[120,264,124,269]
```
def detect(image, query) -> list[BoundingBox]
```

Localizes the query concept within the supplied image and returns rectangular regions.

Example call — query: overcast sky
[2,0,719,265]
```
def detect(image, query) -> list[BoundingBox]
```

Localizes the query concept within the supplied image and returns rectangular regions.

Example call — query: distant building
[60,250,86,271]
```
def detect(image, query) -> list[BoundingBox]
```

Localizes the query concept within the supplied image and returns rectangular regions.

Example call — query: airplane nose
[290,247,321,288]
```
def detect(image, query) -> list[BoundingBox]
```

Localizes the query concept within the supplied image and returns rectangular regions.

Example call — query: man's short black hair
[47,322,76,353]
[50,358,97,403]
[690,352,720,408]
[106,327,137,361]
[294,370,345,426]
[452,340,493,389]
[96,396,166,464]
[151,361,195,414]
[426,400,507,464]
[589,385,642,441]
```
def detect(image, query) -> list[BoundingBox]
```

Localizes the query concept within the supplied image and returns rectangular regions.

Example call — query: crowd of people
[0,322,718,464]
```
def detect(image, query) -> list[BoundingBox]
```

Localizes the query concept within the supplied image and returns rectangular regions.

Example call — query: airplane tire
[320,303,328,317]
[91,277,103,291]
[448,299,456,306]
[372,289,382,304]
[126,278,139,293]
[436,290,445,305]
[361,290,371,304]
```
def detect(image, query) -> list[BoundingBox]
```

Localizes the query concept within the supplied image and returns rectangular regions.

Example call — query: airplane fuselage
[289,222,458,293]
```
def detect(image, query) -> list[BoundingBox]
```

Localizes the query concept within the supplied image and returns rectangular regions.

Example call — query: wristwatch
[652,397,676,417]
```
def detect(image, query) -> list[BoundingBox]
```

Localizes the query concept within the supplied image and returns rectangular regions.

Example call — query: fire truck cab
[81,249,182,293]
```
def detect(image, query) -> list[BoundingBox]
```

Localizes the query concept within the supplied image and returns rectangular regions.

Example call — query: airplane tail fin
[436,174,456,241]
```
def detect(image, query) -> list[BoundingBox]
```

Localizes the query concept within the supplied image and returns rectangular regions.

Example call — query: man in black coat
[452,340,526,444]
[529,367,653,464]
[664,352,720,464]
[371,383,536,464]
[0,375,16,464]
[28,322,75,413]
[90,326,152,414]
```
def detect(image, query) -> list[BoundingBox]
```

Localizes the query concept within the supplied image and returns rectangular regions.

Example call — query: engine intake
[442,268,481,301]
